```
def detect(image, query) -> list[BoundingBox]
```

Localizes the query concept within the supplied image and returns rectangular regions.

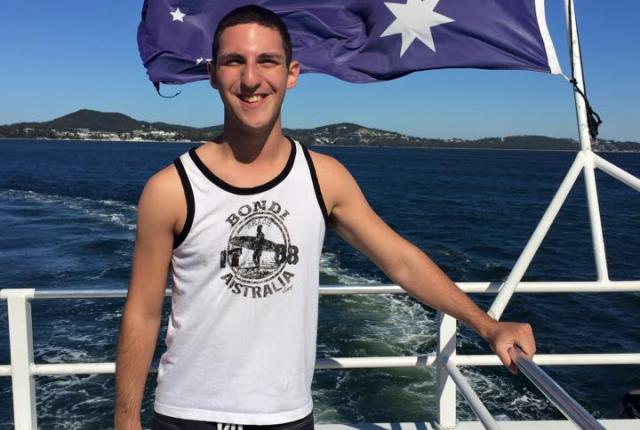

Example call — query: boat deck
[318,420,639,430]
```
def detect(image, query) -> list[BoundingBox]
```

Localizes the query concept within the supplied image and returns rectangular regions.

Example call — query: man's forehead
[217,23,285,53]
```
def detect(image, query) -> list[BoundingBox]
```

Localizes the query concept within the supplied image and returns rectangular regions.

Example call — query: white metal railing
[511,347,606,430]
[3,283,640,429]
[446,357,501,430]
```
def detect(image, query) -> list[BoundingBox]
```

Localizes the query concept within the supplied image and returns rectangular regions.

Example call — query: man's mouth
[238,94,267,104]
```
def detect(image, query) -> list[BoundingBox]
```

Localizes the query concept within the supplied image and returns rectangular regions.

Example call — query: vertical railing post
[564,0,609,282]
[5,289,37,430]
[437,312,457,429]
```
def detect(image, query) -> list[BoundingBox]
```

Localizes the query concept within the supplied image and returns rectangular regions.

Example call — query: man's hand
[483,321,536,374]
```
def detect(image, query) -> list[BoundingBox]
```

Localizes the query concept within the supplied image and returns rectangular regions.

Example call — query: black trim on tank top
[188,137,296,195]
[173,158,195,249]
[300,144,330,225]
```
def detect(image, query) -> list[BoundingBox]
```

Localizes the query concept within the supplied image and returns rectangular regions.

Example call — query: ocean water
[0,139,639,429]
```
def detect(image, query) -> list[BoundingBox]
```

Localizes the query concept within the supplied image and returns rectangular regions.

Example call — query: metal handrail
[3,279,640,300]
[512,347,606,430]
[1,287,634,429]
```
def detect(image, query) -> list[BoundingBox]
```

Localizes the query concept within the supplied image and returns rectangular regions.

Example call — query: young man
[115,5,535,430]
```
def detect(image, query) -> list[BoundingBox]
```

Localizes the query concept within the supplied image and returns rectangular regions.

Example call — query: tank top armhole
[173,158,195,249]
[299,143,330,225]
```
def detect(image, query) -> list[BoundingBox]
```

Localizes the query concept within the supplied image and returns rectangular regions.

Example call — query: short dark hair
[211,5,293,65]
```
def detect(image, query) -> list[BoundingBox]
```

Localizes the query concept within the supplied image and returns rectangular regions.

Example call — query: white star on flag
[381,0,454,57]
[170,8,186,22]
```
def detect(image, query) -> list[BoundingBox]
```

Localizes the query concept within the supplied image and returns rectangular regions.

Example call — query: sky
[0,1,638,141]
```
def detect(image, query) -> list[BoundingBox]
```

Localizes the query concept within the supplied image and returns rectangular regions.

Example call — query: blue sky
[1,1,638,141]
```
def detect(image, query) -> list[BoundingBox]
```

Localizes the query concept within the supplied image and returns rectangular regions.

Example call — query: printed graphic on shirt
[220,200,298,298]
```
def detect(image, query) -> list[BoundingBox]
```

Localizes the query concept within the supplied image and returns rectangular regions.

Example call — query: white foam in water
[316,251,440,421]
[38,346,90,363]
[459,367,554,420]
[0,189,137,230]
[35,373,113,430]
[87,268,110,281]
[316,250,551,422]
[321,251,435,351]
[320,252,381,285]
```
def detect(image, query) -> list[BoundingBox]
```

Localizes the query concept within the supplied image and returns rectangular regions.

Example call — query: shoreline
[2,137,639,153]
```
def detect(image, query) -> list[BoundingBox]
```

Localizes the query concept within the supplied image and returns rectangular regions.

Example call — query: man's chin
[229,121,277,137]
[225,113,280,136]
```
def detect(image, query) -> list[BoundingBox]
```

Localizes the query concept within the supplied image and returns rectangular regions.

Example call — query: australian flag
[138,0,562,85]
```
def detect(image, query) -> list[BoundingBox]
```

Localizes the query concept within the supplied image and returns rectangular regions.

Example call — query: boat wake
[0,189,136,231]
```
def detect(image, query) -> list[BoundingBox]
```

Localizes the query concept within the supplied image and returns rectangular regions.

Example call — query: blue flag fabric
[138,0,561,85]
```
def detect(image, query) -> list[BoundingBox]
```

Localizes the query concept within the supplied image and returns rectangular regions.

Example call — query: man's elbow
[382,255,413,288]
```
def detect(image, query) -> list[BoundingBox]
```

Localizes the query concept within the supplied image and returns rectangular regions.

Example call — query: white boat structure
[1,1,639,429]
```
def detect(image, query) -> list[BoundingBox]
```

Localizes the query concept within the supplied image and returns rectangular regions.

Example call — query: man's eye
[222,58,243,65]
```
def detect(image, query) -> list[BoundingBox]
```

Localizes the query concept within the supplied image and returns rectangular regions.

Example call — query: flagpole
[564,0,609,283]
[565,0,592,152]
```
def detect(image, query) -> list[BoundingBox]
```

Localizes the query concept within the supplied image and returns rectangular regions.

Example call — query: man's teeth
[240,95,264,103]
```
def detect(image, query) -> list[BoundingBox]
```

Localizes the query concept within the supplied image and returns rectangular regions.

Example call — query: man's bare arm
[114,167,183,429]
[311,152,535,372]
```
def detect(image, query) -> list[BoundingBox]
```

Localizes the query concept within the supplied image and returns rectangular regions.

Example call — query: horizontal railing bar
[3,353,638,377]
[321,281,640,294]
[456,353,640,366]
[316,355,436,369]
[512,347,606,430]
[2,280,640,300]
[32,363,116,375]
[445,360,503,430]
[33,289,128,299]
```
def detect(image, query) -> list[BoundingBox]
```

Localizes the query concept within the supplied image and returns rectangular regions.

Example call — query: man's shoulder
[305,149,360,211]
[138,163,184,211]
[306,149,346,175]
[307,148,358,183]
[146,163,181,193]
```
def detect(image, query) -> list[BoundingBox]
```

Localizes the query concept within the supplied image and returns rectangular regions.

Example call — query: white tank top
[154,138,327,425]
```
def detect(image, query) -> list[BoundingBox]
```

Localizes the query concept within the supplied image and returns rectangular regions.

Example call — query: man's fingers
[516,342,535,359]
[508,346,519,364]
[496,346,517,375]
[486,321,535,374]
[516,323,536,358]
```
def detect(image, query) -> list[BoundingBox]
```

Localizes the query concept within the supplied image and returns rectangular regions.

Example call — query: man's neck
[220,119,288,165]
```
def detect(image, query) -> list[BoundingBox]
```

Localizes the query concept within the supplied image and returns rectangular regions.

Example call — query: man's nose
[241,61,261,90]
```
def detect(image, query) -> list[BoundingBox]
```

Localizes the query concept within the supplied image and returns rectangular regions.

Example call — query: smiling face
[209,23,299,135]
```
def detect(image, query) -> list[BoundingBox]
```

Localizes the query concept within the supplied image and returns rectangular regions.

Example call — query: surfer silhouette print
[220,201,299,298]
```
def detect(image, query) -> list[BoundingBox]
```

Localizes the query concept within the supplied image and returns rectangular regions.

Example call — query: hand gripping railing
[511,346,606,430]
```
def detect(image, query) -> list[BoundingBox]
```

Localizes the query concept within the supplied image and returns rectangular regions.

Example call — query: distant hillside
[285,124,584,150]
[47,110,142,133]
[1,109,639,152]
[285,122,445,148]
[1,109,223,141]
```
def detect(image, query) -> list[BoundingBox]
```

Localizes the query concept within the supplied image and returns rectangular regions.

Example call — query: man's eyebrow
[258,52,285,61]
[217,53,244,62]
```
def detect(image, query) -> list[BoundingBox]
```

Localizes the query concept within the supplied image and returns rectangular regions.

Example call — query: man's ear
[208,62,218,89]
[286,60,300,89]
